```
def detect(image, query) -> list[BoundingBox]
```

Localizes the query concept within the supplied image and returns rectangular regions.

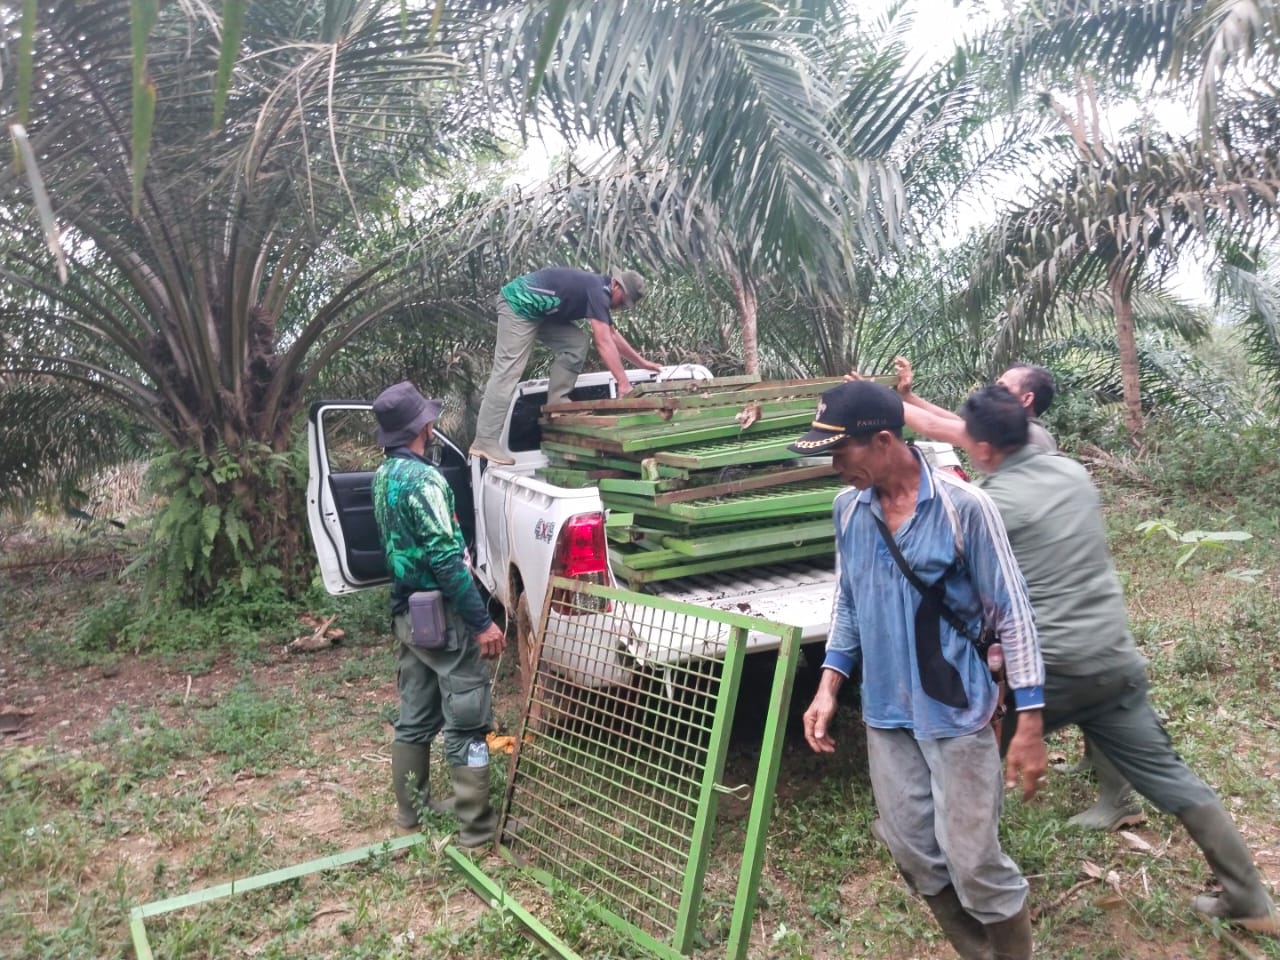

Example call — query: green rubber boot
[391,741,430,829]
[450,763,498,849]
[922,885,993,960]
[1066,749,1144,831]
[1181,802,1279,933]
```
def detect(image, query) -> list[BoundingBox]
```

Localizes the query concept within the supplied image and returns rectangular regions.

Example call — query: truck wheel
[515,592,537,694]
[515,591,558,735]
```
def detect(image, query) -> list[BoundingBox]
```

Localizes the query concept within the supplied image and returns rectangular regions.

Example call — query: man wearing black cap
[371,381,506,846]
[794,380,1048,960]
[470,267,663,464]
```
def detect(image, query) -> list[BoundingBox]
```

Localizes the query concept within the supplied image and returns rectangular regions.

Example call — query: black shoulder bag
[872,514,996,710]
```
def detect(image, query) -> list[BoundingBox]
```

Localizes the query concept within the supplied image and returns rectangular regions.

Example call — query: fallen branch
[287,614,342,654]
[1030,878,1097,921]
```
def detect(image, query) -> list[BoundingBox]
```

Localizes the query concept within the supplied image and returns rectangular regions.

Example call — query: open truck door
[306,401,474,595]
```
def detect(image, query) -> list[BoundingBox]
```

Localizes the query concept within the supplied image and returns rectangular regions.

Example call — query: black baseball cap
[788,381,905,453]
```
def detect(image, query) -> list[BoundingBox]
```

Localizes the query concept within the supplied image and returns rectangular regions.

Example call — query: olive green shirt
[979,446,1145,677]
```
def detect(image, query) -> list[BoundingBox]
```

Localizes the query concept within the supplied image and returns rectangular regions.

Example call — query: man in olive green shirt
[956,385,1276,933]
[893,355,1136,829]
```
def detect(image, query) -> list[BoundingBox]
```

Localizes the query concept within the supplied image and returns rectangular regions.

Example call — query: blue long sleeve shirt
[822,450,1045,739]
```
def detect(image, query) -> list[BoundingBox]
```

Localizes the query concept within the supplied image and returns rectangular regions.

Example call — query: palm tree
[966,84,1280,437]
[1001,0,1280,144]
[950,0,1279,437]
[0,0,900,600]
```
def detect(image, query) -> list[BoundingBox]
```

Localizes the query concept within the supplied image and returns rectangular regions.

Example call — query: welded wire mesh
[502,581,745,947]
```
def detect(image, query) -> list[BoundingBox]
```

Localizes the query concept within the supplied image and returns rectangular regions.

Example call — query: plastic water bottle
[466,740,489,768]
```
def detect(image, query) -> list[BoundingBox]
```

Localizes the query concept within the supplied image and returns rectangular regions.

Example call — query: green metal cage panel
[466,576,803,960]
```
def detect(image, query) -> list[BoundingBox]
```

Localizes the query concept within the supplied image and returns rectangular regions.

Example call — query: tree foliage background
[2,0,1278,606]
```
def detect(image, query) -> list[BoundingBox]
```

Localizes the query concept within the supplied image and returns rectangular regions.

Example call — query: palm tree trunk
[1110,268,1144,439]
[731,268,760,374]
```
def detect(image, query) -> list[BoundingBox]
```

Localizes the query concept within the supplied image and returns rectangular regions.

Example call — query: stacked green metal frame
[536,377,859,588]
[455,576,803,960]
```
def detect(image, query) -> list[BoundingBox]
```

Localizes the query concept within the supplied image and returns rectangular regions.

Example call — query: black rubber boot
[922,885,994,960]
[391,741,430,829]
[984,901,1033,960]
[450,764,498,848]
[1181,802,1279,932]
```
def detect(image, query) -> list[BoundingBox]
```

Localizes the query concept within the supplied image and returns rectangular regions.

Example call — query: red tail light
[550,512,610,613]
[553,513,608,577]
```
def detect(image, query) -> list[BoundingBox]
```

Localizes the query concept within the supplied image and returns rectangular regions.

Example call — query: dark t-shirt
[501,267,613,326]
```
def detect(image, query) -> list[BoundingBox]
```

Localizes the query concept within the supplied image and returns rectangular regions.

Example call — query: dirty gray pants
[473,296,590,447]
[866,725,1029,924]
[392,604,494,767]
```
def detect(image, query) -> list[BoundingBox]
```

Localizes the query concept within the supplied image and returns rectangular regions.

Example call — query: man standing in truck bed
[470,267,664,465]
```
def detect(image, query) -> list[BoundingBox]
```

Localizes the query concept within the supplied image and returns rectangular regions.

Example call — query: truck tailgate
[649,559,836,647]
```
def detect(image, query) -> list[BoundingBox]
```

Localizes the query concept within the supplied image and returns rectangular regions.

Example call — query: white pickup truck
[307,368,959,686]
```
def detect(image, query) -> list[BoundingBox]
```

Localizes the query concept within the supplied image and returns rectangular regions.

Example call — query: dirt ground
[5,591,1280,959]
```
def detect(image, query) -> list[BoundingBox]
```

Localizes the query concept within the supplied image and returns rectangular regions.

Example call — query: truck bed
[649,558,837,647]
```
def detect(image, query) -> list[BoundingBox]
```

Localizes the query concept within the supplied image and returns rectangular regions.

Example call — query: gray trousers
[867,725,1029,924]
[1013,662,1218,815]
[473,296,590,446]
[392,604,493,767]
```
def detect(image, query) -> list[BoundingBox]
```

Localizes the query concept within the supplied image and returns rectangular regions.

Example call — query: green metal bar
[672,626,749,951]
[446,848,584,960]
[613,541,835,584]
[130,834,426,919]
[549,576,798,637]
[128,834,428,958]
[653,463,834,505]
[609,545,687,571]
[542,376,845,414]
[543,443,645,473]
[652,433,805,469]
[535,467,603,487]
[660,519,835,557]
[543,394,820,431]
[129,914,153,960]
[598,476,686,496]
[543,412,813,454]
[600,489,836,525]
[662,480,842,521]
[726,628,803,960]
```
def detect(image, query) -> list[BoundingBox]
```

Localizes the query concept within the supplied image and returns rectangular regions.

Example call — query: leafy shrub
[72,594,138,653]
[1139,420,1280,507]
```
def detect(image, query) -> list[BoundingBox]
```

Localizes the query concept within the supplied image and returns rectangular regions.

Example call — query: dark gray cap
[614,269,647,307]
[373,381,442,447]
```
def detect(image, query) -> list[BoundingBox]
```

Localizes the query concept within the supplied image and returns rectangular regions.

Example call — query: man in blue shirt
[795,380,1047,960]
[470,267,663,464]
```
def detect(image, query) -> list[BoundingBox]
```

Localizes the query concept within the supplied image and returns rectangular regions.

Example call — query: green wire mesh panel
[491,576,802,959]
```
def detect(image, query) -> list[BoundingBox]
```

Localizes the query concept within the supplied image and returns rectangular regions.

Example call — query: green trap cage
[455,575,804,960]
